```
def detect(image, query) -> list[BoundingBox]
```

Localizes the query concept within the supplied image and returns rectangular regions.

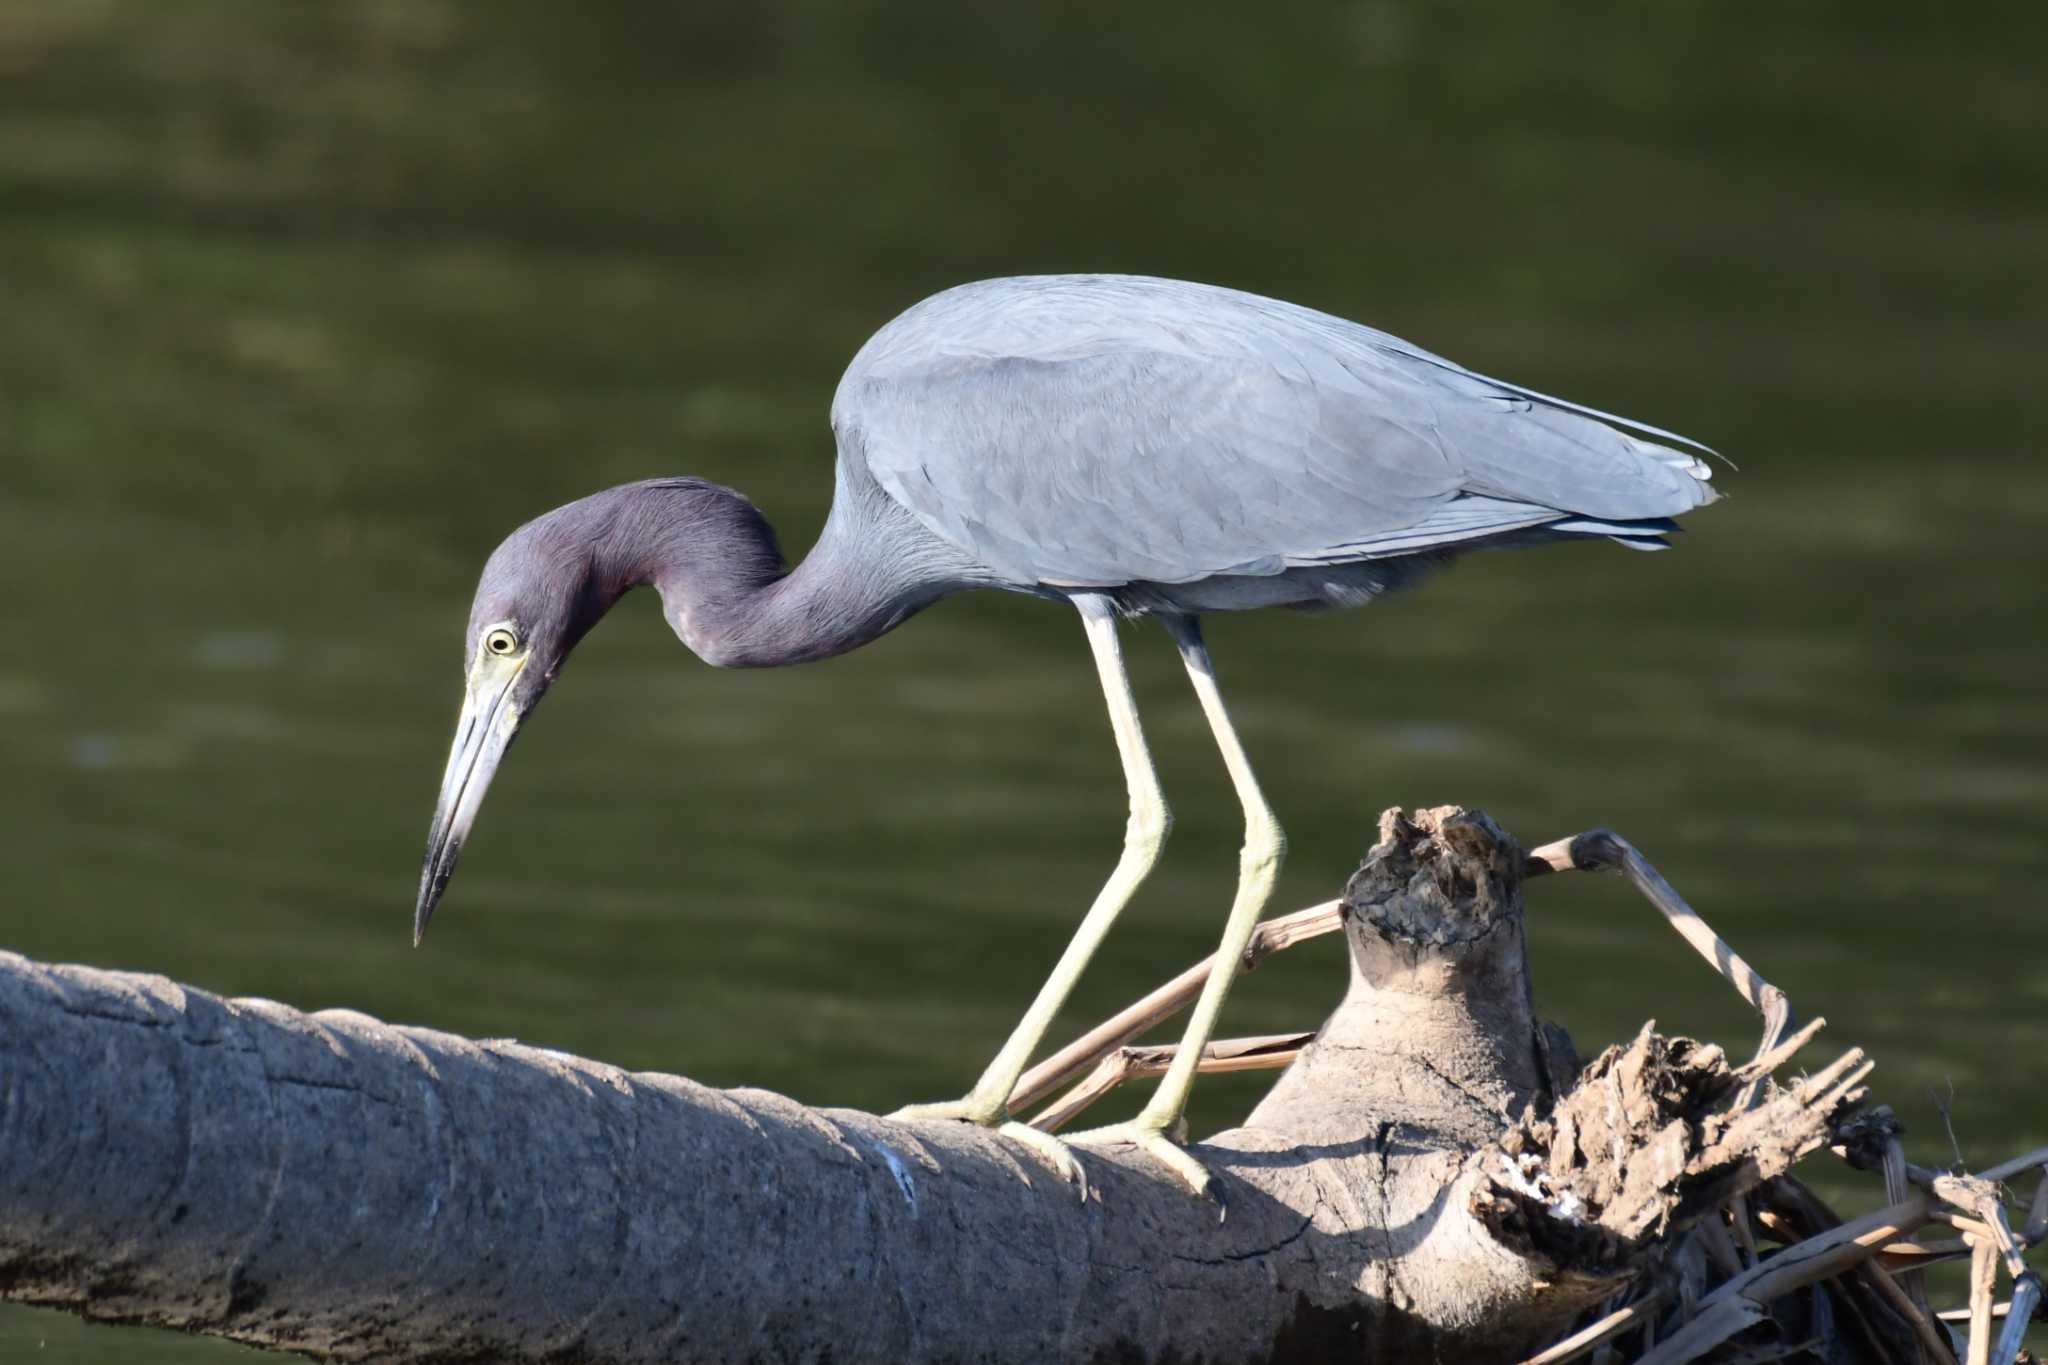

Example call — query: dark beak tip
[412,886,441,948]
[412,873,443,948]
[414,837,461,947]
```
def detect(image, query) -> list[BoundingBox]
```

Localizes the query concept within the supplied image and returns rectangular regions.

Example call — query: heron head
[414,479,786,942]
[414,502,628,943]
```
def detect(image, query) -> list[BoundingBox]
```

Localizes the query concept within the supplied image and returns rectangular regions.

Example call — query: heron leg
[1069,616,1284,1196]
[889,594,1171,1178]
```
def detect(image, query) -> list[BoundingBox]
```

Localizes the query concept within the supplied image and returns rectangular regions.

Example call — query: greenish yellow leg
[890,594,1170,1177]
[1069,616,1284,1195]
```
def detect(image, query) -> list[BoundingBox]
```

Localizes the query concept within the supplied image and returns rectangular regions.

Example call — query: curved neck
[633,477,952,669]
[659,548,899,669]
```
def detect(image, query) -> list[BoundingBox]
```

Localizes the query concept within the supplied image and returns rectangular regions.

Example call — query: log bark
[0,808,1863,1363]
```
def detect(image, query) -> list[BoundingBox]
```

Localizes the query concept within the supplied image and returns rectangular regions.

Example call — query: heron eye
[483,628,520,657]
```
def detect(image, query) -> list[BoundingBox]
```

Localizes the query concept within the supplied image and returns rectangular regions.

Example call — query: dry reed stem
[1865,1262,1965,1365]
[1936,1303,2019,1323]
[1003,900,1340,1113]
[1027,1032,1311,1133]
[1755,1182,1960,1365]
[1635,1195,1936,1365]
[1523,831,1784,1032]
[1876,1238,1971,1266]
[1843,1121,2048,1236]
[1698,1214,1746,1280]
[1992,1274,2041,1365]
[1727,1194,1761,1271]
[1926,1214,1999,1247]
[1889,1136,1938,1363]
[1964,1239,1997,1365]
[1517,1291,1671,1365]
[1933,1175,2032,1281]
[1980,1147,2048,1184]
[1852,1139,2048,1204]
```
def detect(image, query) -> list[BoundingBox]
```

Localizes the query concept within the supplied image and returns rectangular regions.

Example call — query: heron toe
[885,1095,1008,1127]
[1067,1117,1218,1200]
[886,1100,1089,1193]
[996,1121,1088,1193]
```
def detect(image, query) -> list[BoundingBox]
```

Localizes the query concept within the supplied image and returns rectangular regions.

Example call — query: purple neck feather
[590,478,946,669]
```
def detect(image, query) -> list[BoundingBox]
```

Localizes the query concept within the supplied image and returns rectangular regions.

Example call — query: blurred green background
[2,1,2042,1358]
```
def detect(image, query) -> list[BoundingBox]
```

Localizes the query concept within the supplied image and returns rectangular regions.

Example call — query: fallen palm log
[0,806,2022,1362]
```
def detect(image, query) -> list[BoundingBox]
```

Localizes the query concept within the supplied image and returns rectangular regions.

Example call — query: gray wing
[832,275,1717,587]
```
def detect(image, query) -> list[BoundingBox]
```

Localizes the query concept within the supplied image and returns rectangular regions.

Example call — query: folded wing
[835,276,1716,588]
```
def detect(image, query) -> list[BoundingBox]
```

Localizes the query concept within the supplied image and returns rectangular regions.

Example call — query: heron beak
[415,650,530,945]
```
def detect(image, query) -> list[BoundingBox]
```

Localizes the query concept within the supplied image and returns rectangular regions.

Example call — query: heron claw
[997,1121,1089,1197]
[1066,1118,1220,1204]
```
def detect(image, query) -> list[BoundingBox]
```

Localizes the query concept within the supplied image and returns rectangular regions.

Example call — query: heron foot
[1067,1117,1221,1204]
[886,1100,1089,1193]
[885,1096,1007,1127]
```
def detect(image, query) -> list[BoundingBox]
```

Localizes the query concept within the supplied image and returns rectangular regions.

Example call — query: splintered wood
[1477,1024,1869,1269]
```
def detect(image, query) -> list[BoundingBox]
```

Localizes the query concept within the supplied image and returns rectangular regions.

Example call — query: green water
[3,3,2043,1358]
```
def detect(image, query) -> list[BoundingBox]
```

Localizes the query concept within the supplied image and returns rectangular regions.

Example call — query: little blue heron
[417,273,1717,1193]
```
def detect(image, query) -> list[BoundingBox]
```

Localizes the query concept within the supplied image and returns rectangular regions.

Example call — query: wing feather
[834,276,1716,588]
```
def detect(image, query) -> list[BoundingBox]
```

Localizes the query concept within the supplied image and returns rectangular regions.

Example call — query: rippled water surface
[3,3,2043,1357]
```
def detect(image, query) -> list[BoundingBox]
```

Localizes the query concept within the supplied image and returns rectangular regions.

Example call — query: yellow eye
[483,627,520,657]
